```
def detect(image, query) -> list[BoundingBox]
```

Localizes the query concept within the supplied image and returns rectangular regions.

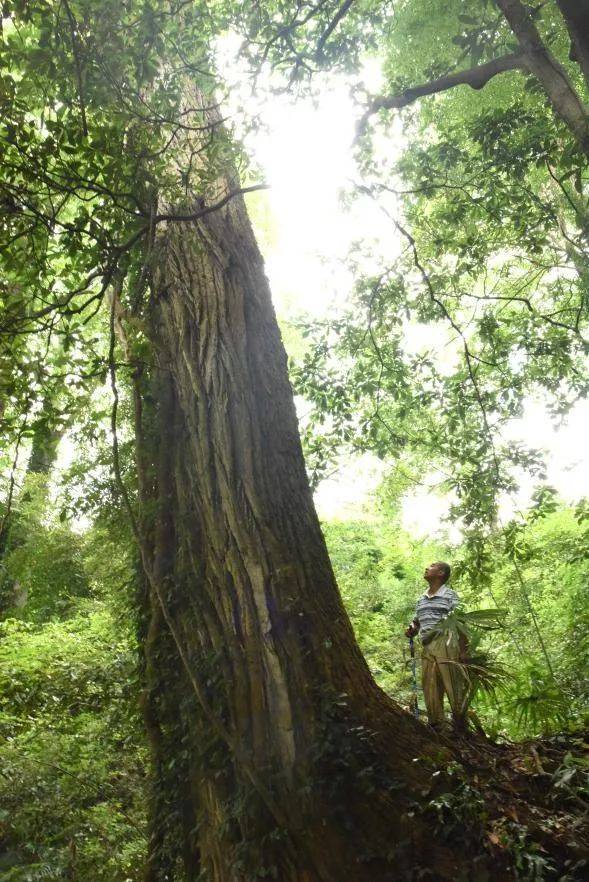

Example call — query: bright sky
[227,65,589,538]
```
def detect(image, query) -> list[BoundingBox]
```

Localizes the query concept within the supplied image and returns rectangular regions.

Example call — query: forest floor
[438,727,589,879]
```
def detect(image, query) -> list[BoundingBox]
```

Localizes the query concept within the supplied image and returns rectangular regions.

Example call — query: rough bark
[127,93,501,880]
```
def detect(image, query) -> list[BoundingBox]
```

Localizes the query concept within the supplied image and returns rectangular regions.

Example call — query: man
[405,561,467,731]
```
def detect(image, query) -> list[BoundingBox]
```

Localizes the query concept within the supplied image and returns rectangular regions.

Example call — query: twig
[154,184,269,223]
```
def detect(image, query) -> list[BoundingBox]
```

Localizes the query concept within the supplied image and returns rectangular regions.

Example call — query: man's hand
[405,622,419,638]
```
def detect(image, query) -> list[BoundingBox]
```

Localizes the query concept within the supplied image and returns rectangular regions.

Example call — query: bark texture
[134,98,496,882]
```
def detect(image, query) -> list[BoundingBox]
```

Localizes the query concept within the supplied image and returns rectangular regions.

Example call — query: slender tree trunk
[0,395,62,611]
[130,99,499,880]
[26,396,62,476]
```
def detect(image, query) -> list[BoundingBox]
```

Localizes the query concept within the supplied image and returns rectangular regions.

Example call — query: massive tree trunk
[131,97,487,882]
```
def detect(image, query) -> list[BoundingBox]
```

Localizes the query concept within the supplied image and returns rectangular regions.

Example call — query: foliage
[551,750,589,807]
[0,475,90,619]
[504,666,572,735]
[1,0,589,877]
[421,761,487,848]
[0,459,143,881]
[283,0,589,544]
[0,0,251,496]
[322,518,445,697]
[5,496,586,877]
[0,607,146,882]
[429,607,511,708]
[324,501,589,738]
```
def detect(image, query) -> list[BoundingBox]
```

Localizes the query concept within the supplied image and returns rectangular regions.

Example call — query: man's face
[424,563,442,582]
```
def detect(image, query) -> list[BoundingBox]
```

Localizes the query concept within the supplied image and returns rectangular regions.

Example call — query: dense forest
[1,2,588,881]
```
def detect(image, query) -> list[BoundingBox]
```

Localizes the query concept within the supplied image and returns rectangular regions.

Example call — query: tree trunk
[26,400,62,476]
[495,0,589,156]
[556,0,589,92]
[129,107,494,879]
[0,394,62,612]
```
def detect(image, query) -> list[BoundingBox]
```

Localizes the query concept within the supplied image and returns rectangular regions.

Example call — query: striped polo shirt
[415,584,459,637]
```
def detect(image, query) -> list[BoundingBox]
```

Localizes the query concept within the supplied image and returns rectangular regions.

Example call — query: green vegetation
[0,479,142,880]
[323,501,589,738]
[1,495,587,878]
[1,0,588,878]
[0,610,145,882]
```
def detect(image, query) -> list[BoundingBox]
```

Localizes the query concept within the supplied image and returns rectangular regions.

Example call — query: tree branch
[357,53,525,135]
[359,2,589,157]
[154,184,268,223]
[0,416,28,546]
[316,0,355,58]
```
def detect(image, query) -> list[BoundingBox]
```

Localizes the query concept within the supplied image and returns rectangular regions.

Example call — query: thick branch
[357,53,525,135]
[495,0,589,155]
